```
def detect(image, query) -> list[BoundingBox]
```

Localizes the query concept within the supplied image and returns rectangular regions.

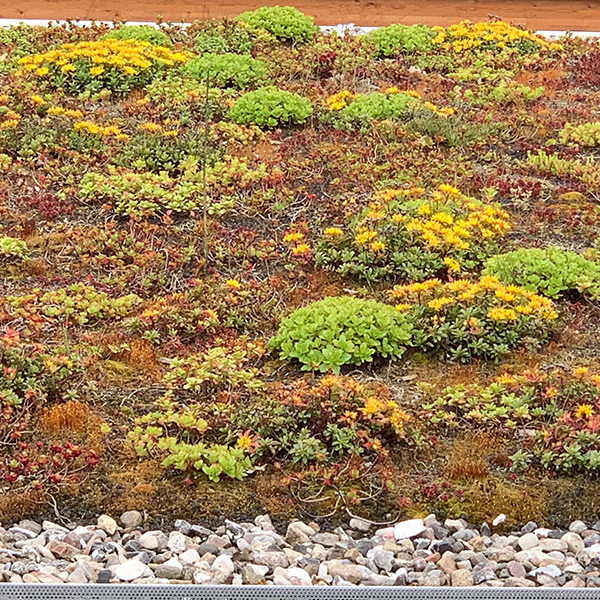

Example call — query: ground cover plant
[2,12,600,530]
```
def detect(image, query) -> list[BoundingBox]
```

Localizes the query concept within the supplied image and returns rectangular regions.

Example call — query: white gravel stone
[115,560,147,582]
[394,519,426,540]
[518,532,539,551]
[212,554,235,578]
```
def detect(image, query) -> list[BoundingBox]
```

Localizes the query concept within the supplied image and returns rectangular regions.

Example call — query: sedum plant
[268,296,416,373]
[390,276,558,362]
[558,121,600,147]
[315,185,510,282]
[366,24,436,57]
[18,39,190,95]
[483,247,600,298]
[227,86,311,128]
[236,6,317,44]
[181,52,267,89]
[102,24,174,48]
[0,235,28,262]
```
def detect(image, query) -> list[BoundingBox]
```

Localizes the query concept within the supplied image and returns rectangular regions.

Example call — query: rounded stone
[120,511,143,529]
[115,560,147,582]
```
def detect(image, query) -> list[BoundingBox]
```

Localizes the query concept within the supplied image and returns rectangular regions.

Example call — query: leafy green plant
[336,91,422,126]
[102,25,174,48]
[483,247,600,298]
[80,167,229,218]
[558,121,600,147]
[526,150,600,190]
[366,24,435,57]
[181,53,267,89]
[227,86,311,128]
[159,440,252,481]
[0,235,28,262]
[236,6,317,44]
[4,283,141,327]
[268,296,415,372]
[164,342,263,393]
[115,130,214,173]
[459,80,544,106]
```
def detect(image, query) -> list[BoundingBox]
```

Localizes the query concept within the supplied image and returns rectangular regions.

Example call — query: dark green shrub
[227,87,311,128]
[236,6,317,44]
[483,247,600,298]
[268,296,416,373]
[366,24,435,57]
[102,25,174,48]
[181,53,267,89]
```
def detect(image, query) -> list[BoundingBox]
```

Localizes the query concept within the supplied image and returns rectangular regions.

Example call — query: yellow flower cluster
[344,185,509,254]
[74,120,129,140]
[283,232,304,243]
[575,404,595,419]
[391,275,558,321]
[325,90,357,110]
[18,39,191,78]
[361,397,410,434]
[47,105,84,118]
[402,188,510,251]
[432,20,561,53]
[283,230,311,255]
[0,109,20,129]
[137,121,179,137]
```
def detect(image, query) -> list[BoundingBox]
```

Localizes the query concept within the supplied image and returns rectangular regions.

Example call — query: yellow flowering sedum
[391,275,557,322]
[325,90,357,111]
[315,184,510,282]
[432,20,561,53]
[389,275,558,360]
[18,39,191,94]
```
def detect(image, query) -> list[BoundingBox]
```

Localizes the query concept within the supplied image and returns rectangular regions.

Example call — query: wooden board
[1,0,600,31]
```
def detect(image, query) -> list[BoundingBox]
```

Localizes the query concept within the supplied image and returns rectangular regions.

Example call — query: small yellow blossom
[291,243,310,255]
[575,404,594,419]
[324,227,343,237]
[283,232,305,243]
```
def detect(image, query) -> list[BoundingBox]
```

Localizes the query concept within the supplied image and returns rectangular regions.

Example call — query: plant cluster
[326,88,453,127]
[0,235,28,263]
[366,24,436,57]
[3,283,141,328]
[483,247,600,298]
[390,276,558,361]
[432,20,561,53]
[79,168,233,218]
[315,184,511,282]
[130,370,411,481]
[236,6,317,44]
[268,296,416,372]
[18,39,191,94]
[558,121,600,147]
[227,86,312,127]
[181,53,267,89]
[422,367,600,473]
